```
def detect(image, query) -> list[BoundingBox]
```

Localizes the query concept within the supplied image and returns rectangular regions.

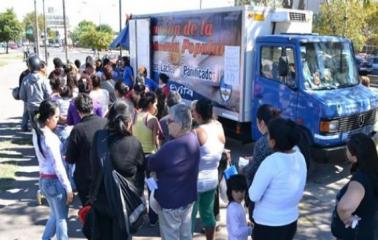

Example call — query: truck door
[252,44,299,139]
[129,18,151,77]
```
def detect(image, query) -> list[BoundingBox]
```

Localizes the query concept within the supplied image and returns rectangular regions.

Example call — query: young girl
[226,174,252,240]
[33,100,73,240]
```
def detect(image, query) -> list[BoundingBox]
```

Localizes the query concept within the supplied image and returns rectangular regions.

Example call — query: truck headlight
[320,120,339,133]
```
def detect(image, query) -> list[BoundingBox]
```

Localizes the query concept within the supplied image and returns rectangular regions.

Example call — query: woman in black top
[89,100,145,240]
[331,133,378,240]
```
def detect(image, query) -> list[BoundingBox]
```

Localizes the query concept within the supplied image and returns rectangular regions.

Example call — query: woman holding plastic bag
[88,100,145,239]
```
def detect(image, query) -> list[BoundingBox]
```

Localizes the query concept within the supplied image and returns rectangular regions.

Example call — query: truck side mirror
[278,56,289,77]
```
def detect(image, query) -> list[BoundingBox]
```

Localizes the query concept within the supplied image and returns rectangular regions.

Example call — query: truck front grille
[338,110,376,133]
[289,12,306,22]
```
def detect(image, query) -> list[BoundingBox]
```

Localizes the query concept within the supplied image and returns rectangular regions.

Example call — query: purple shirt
[67,99,103,126]
[149,131,200,209]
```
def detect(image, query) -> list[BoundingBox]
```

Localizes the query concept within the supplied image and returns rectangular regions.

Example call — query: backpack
[96,130,147,235]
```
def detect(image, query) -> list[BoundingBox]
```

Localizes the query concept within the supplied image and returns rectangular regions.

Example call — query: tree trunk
[298,0,305,9]
[6,41,9,54]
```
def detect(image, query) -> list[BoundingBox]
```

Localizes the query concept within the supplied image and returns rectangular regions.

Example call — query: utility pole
[119,0,122,56]
[42,0,48,65]
[34,0,40,56]
[62,0,69,63]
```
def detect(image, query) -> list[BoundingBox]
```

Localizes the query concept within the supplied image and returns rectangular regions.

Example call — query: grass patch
[0,52,23,67]
[0,164,17,180]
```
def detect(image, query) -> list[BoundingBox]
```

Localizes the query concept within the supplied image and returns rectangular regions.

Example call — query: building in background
[45,6,69,44]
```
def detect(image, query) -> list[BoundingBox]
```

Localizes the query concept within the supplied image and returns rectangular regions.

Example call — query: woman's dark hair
[268,118,300,152]
[115,80,129,97]
[78,76,90,94]
[226,174,247,203]
[156,88,167,119]
[34,100,58,157]
[138,91,157,110]
[107,100,132,136]
[123,56,130,66]
[95,59,102,72]
[53,57,64,69]
[195,98,213,123]
[59,85,72,98]
[103,64,113,80]
[102,58,110,67]
[74,59,81,69]
[159,73,169,84]
[67,72,78,89]
[347,133,378,176]
[91,75,101,89]
[133,81,146,93]
[49,77,62,92]
[75,93,93,114]
[257,104,281,125]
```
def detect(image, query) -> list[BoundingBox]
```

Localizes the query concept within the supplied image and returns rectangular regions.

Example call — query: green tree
[23,11,44,42]
[79,27,113,51]
[364,2,378,47]
[314,0,368,51]
[71,20,96,45]
[0,9,23,54]
[96,24,113,34]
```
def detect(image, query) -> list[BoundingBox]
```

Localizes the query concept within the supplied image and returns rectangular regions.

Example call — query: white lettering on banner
[183,65,214,81]
[224,46,240,86]
[170,84,194,98]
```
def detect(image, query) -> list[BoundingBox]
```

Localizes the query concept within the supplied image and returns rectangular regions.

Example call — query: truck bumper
[311,145,347,163]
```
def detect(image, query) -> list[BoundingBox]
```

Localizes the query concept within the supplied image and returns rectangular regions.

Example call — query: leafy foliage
[22,11,44,42]
[96,24,113,34]
[314,0,376,52]
[73,20,113,50]
[0,9,23,54]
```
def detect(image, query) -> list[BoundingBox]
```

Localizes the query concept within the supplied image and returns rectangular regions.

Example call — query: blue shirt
[145,78,158,92]
[149,132,200,209]
[123,66,134,88]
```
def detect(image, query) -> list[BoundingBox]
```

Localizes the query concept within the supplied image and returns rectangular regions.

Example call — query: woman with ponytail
[32,100,73,240]
[248,118,307,240]
[89,100,145,238]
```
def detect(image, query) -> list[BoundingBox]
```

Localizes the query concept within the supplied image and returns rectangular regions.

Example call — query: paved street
[0,48,365,239]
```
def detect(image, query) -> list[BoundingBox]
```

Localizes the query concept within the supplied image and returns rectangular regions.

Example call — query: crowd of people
[16,54,378,240]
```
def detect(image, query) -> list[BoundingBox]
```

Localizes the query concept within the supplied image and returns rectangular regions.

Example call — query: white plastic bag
[219,176,229,205]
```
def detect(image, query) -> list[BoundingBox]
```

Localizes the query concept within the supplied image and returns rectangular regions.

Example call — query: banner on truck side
[150,11,242,114]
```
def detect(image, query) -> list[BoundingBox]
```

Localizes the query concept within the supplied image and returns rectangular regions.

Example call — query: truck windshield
[300,42,358,90]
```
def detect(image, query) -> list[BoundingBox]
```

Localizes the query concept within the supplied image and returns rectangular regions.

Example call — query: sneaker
[36,190,42,205]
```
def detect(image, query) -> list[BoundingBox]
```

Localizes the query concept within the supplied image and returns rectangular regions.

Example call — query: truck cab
[253,34,378,156]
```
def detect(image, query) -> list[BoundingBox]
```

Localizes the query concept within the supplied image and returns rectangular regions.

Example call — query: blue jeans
[21,102,29,131]
[40,178,69,240]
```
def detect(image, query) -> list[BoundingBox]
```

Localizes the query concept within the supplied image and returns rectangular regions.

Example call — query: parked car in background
[356,55,373,75]
[8,42,19,49]
[369,56,378,75]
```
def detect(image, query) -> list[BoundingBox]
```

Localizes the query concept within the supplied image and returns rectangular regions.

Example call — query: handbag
[12,87,20,100]
[97,130,147,235]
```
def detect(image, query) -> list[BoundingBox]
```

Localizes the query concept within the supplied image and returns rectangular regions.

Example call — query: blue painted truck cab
[252,34,378,150]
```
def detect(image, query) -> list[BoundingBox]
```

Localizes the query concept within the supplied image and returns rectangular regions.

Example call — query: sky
[0,0,234,31]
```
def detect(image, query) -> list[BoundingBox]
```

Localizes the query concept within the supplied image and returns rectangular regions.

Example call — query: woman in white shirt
[248,118,307,240]
[192,98,225,240]
[33,100,73,240]
[89,75,110,116]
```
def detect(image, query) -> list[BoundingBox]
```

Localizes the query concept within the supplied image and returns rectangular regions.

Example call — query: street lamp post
[42,0,48,65]
[34,0,40,56]
[62,0,69,63]
[119,0,122,56]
